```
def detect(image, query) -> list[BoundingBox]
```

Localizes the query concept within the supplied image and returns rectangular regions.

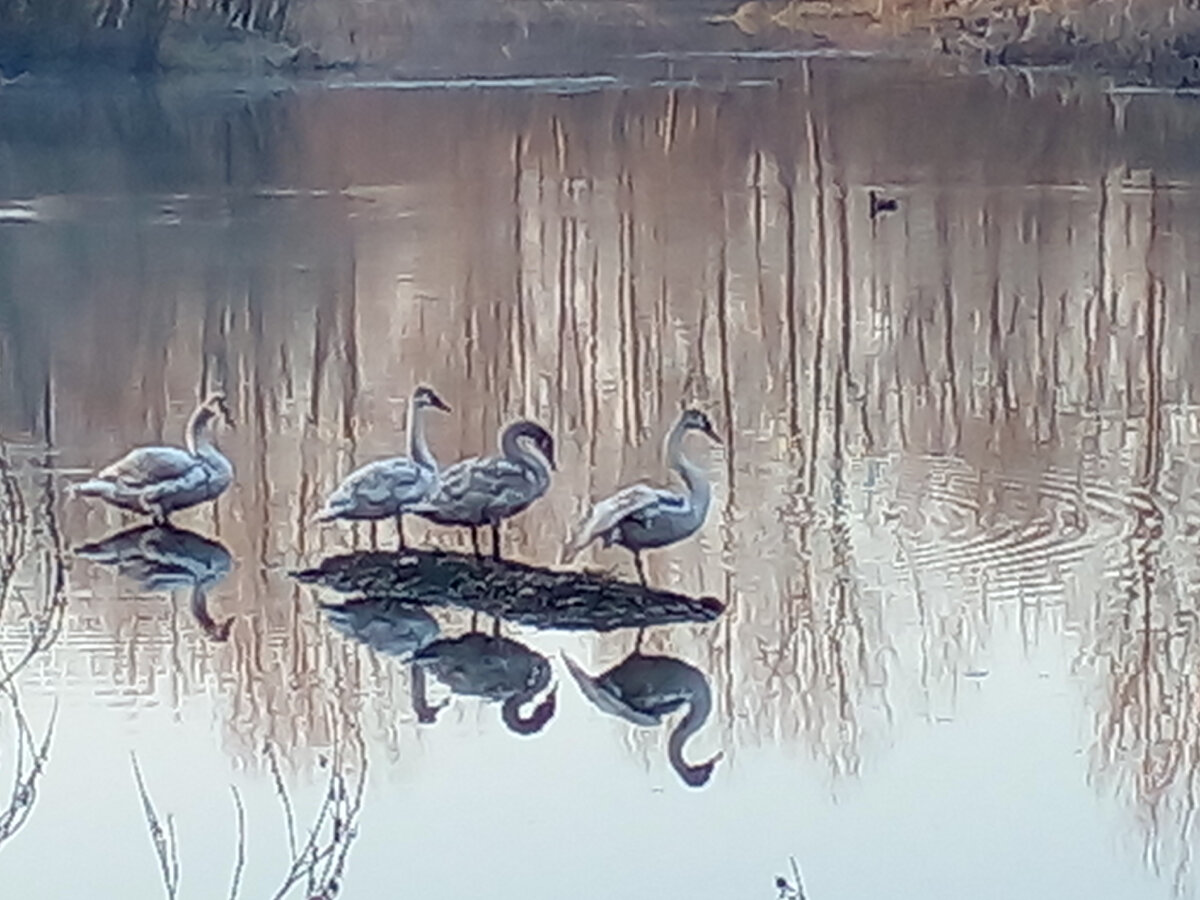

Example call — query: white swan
[73,393,233,524]
[315,385,450,548]
[565,408,719,584]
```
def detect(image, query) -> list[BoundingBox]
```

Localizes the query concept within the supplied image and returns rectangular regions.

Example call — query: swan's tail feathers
[561,526,597,564]
[312,502,346,524]
[71,479,115,500]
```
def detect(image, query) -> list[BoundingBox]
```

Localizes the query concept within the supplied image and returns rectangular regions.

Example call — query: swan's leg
[634,626,646,652]
[491,615,501,638]
[633,550,647,587]
[396,515,407,551]
[490,522,502,561]
[369,521,379,550]
[470,526,481,557]
[471,610,480,631]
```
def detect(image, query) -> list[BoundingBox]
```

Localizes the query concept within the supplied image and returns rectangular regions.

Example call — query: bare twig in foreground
[228,786,246,900]
[131,732,367,900]
[130,753,181,900]
[0,687,56,851]
[268,730,368,900]
[775,855,809,900]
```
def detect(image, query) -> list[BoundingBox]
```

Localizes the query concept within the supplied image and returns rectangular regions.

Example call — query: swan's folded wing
[340,458,426,503]
[97,447,198,488]
[435,457,531,506]
[564,483,664,560]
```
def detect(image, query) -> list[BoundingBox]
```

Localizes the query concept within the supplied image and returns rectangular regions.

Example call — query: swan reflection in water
[320,596,440,660]
[564,652,722,787]
[412,632,557,734]
[73,524,234,641]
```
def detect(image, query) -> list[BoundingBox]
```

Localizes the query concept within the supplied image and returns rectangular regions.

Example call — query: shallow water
[3,58,1200,899]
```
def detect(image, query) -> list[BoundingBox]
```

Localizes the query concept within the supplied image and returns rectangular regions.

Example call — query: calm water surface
[3,59,1200,899]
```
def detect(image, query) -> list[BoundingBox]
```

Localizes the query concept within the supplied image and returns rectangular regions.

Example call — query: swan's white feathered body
[315,385,450,526]
[564,408,719,576]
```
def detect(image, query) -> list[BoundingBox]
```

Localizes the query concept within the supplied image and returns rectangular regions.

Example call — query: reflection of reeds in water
[5,66,1200,846]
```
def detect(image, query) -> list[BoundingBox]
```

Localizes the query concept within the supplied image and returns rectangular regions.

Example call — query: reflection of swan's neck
[411,663,443,724]
[666,420,710,516]
[500,664,556,735]
[666,678,718,787]
[409,400,436,471]
[188,585,232,642]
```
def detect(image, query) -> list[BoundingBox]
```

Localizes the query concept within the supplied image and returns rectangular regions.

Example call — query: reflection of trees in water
[1076,216,1200,896]
[10,66,1200,871]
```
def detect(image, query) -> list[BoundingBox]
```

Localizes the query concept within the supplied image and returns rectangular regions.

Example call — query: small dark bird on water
[869,189,898,218]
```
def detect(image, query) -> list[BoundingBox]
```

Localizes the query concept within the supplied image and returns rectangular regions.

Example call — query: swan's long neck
[502,427,550,490]
[666,677,716,787]
[666,422,710,517]
[186,407,217,457]
[408,402,436,471]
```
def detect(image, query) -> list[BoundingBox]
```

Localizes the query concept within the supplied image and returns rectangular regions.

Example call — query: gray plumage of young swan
[562,651,722,788]
[410,419,556,560]
[314,384,451,549]
[72,393,234,525]
[564,407,720,585]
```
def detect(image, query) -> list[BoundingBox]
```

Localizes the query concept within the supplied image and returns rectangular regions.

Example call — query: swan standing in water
[563,651,721,788]
[565,408,720,584]
[315,385,451,549]
[411,420,555,560]
[73,393,234,524]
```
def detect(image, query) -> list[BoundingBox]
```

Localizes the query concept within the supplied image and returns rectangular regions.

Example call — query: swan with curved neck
[412,632,558,736]
[315,385,450,549]
[563,651,721,788]
[73,393,234,524]
[412,419,556,560]
[565,407,720,584]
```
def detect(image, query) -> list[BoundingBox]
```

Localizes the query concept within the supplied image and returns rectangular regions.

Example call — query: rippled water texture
[3,60,1200,898]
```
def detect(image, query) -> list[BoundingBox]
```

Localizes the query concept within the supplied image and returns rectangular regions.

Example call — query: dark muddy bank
[5,1,1200,91]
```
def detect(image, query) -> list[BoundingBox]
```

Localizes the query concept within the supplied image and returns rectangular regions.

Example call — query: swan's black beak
[430,392,452,413]
[702,422,721,444]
